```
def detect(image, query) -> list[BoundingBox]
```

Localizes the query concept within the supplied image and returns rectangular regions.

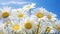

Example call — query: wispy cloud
[0,1,33,5]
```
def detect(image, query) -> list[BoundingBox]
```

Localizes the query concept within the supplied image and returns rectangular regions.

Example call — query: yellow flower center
[26,6,31,10]
[45,27,50,33]
[36,13,44,18]
[47,15,52,19]
[18,13,24,18]
[56,26,60,31]
[13,25,20,30]
[2,12,9,18]
[24,21,32,29]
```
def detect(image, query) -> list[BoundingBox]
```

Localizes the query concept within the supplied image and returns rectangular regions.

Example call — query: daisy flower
[12,24,21,32]
[31,7,51,34]
[0,7,12,18]
[31,7,49,20]
[46,12,57,22]
[0,7,12,22]
[9,20,23,34]
[12,8,28,20]
[22,3,35,10]
[22,17,37,34]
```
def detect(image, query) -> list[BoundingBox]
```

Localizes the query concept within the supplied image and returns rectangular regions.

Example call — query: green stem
[36,22,41,34]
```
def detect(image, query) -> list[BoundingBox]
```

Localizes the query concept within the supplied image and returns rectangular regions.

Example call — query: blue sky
[0,0,60,19]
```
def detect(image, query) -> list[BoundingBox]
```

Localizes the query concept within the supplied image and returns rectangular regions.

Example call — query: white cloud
[0,1,33,5]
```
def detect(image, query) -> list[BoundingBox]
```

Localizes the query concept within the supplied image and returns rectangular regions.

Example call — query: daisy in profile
[22,3,35,10]
[0,7,12,22]
[22,17,37,34]
[46,12,57,22]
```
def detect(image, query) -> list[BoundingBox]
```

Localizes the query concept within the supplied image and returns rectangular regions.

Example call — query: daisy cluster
[0,3,60,34]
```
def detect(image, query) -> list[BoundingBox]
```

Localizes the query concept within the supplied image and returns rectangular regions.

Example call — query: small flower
[46,12,57,21]
[22,3,35,10]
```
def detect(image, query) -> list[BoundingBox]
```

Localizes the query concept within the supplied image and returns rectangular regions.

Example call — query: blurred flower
[0,7,12,18]
[44,26,54,33]
[53,20,60,31]
[46,12,57,22]
[22,3,35,10]
[0,7,12,23]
